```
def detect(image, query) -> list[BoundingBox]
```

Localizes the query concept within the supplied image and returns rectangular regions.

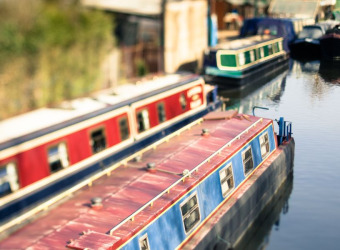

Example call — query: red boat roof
[0,111,273,249]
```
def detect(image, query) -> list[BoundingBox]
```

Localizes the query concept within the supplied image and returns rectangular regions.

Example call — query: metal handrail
[285,121,292,140]
[109,117,263,235]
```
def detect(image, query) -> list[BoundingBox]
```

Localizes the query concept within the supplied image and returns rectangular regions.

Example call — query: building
[81,0,210,80]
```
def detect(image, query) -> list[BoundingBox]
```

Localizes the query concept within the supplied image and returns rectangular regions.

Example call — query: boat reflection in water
[219,69,289,114]
[227,173,293,250]
[296,60,320,74]
[319,60,340,84]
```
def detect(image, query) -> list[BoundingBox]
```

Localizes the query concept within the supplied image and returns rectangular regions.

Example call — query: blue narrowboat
[0,110,294,249]
[240,17,314,52]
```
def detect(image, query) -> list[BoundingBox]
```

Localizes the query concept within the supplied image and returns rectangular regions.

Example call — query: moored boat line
[0,110,294,249]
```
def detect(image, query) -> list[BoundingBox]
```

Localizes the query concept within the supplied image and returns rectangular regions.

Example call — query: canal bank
[182,137,295,249]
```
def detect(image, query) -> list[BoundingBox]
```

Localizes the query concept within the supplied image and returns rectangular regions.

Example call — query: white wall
[164,0,208,73]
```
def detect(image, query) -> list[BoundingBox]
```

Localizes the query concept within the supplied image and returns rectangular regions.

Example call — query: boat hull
[205,53,289,87]
[320,33,340,61]
[290,40,321,60]
[182,138,295,249]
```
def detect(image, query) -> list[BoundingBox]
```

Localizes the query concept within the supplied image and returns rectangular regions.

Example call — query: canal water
[219,59,340,250]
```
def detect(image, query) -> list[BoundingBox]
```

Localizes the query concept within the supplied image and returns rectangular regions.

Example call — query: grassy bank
[0,0,114,119]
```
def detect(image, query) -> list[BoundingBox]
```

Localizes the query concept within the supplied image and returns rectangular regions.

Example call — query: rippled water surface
[220,60,340,250]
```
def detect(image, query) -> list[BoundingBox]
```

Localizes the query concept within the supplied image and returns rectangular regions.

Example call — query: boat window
[298,27,323,39]
[157,102,166,123]
[139,233,150,250]
[90,128,107,154]
[179,93,187,110]
[220,54,237,67]
[137,109,150,133]
[258,24,278,36]
[260,132,270,159]
[260,47,264,58]
[273,42,279,53]
[119,116,130,141]
[48,142,70,173]
[219,163,235,197]
[180,192,201,234]
[244,51,252,64]
[0,162,19,198]
[238,52,245,66]
[242,146,254,176]
[250,50,255,62]
[268,44,273,55]
[269,25,278,36]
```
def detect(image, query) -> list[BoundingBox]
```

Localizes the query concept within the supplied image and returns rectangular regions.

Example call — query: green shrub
[0,0,114,118]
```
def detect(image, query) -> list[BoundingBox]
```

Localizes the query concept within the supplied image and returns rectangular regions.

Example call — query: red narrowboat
[0,73,220,225]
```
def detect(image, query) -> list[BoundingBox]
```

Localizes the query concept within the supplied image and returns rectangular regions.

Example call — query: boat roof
[0,111,273,249]
[303,21,340,33]
[0,73,200,148]
[240,16,316,36]
[213,35,279,51]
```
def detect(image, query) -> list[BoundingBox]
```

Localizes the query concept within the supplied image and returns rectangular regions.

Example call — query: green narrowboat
[204,35,289,87]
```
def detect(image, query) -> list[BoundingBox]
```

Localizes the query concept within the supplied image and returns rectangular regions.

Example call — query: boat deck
[0,111,273,249]
[213,35,275,50]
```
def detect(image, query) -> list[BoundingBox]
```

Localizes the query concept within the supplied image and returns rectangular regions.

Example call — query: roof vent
[91,197,103,210]
[201,128,209,136]
[146,162,156,173]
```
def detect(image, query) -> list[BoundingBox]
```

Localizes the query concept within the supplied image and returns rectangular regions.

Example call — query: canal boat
[0,73,220,226]
[320,24,340,61]
[0,110,294,249]
[204,35,288,87]
[290,21,339,60]
[239,17,314,52]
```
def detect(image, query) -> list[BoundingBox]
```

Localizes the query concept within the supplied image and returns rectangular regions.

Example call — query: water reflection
[211,174,293,250]
[319,61,340,85]
[233,173,293,250]
[296,60,320,74]
[291,60,339,101]
[220,70,288,114]
[215,58,340,249]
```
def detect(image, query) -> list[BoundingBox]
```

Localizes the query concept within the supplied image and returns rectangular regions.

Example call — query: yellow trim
[216,38,285,71]
[117,122,275,249]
